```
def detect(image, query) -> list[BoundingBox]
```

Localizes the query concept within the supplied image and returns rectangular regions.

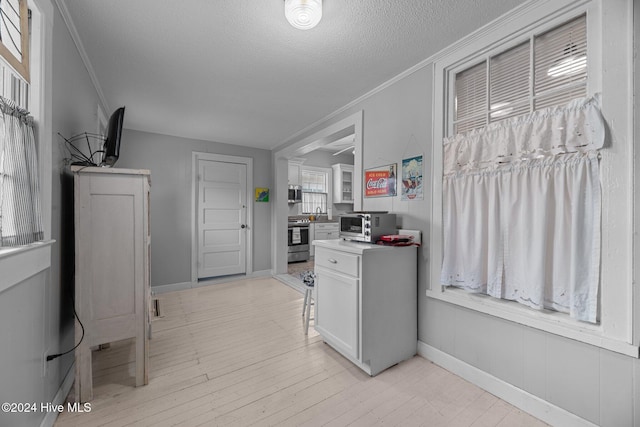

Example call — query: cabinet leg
[135,333,148,386]
[302,290,308,317]
[304,296,312,335]
[75,342,92,403]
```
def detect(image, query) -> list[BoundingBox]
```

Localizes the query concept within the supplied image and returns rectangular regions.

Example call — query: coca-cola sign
[366,177,387,189]
[364,164,397,197]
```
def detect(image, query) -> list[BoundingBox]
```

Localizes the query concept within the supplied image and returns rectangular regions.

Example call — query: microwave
[339,212,396,243]
[288,185,302,203]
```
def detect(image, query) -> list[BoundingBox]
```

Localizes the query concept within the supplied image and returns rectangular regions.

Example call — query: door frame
[191,152,253,284]
[272,110,363,275]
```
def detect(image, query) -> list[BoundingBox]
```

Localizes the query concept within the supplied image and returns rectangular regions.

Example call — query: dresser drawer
[315,247,359,277]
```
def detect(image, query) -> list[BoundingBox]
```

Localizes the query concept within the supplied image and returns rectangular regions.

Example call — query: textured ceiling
[60,0,527,150]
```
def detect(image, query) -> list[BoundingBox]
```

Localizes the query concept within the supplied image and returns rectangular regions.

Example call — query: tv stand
[72,166,151,402]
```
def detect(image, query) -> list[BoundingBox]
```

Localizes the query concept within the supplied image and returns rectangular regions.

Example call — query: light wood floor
[54,277,547,427]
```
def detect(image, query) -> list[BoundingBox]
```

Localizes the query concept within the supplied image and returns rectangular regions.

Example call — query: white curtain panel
[441,95,604,323]
[0,96,43,247]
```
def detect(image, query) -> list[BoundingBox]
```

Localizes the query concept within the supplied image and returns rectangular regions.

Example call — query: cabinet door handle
[328,258,337,263]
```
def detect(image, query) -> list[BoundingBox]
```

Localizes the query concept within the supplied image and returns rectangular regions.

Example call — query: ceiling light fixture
[285,0,322,30]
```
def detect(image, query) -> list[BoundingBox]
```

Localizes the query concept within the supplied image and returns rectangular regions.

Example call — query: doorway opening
[272,111,363,289]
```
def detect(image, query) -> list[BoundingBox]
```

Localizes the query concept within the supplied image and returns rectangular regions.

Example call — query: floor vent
[152,298,161,318]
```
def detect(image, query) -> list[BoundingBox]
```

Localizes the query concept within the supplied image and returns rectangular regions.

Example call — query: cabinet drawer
[315,222,338,231]
[315,247,359,277]
[315,230,339,241]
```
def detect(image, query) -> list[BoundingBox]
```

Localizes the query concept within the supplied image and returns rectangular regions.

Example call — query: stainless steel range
[288,219,310,263]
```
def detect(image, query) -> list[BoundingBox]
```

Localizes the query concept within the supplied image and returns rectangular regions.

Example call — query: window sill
[0,240,54,294]
[426,287,640,358]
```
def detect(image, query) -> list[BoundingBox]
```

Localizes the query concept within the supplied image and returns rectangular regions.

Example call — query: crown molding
[54,0,110,113]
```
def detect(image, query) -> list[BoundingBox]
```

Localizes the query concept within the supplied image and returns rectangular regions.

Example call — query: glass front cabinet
[332,163,354,204]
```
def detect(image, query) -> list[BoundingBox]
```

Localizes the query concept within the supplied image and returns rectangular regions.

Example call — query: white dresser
[312,239,417,376]
[72,166,151,402]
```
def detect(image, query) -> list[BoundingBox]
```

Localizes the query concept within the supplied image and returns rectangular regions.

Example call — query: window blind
[489,41,530,123]
[454,61,487,134]
[453,14,587,135]
[534,15,587,109]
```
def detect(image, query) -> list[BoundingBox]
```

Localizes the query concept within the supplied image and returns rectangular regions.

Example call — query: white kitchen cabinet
[313,239,417,376]
[314,222,339,239]
[72,166,151,402]
[332,163,354,204]
[288,159,304,186]
[311,222,339,256]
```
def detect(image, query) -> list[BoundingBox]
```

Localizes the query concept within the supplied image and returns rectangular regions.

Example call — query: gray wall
[118,129,272,288]
[0,4,105,426]
[273,3,640,425]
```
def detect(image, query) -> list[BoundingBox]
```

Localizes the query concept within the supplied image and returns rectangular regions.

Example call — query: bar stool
[300,270,316,335]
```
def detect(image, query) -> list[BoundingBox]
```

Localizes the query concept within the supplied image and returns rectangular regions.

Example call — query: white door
[197,159,247,279]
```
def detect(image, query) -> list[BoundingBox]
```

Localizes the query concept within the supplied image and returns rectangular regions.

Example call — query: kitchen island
[312,239,417,376]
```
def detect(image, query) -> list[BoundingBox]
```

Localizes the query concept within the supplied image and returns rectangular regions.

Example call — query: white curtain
[441,95,604,323]
[0,96,43,247]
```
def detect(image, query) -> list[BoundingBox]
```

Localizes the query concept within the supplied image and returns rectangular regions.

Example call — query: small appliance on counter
[338,211,396,243]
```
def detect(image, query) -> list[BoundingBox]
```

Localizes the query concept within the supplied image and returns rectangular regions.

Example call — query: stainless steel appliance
[338,211,396,243]
[288,219,310,262]
[288,185,302,203]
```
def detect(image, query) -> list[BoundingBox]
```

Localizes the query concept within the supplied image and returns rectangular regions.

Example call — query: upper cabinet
[332,163,354,204]
[288,158,305,186]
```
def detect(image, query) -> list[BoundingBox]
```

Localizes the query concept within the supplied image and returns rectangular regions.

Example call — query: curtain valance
[443,94,604,175]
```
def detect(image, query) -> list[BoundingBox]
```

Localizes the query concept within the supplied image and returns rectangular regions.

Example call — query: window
[430,0,640,356]
[453,15,587,135]
[300,168,328,214]
[446,14,597,322]
[0,0,29,84]
[0,0,53,294]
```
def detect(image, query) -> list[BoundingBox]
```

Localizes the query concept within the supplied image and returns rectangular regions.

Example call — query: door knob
[241,224,246,229]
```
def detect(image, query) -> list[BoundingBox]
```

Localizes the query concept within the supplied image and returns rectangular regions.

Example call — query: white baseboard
[152,270,273,294]
[417,341,596,427]
[40,363,75,427]
[151,281,193,294]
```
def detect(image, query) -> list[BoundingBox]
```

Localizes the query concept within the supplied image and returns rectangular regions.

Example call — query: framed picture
[401,155,423,200]
[364,163,397,198]
[255,187,269,202]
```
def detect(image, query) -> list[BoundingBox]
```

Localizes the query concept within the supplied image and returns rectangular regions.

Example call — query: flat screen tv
[102,106,125,167]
